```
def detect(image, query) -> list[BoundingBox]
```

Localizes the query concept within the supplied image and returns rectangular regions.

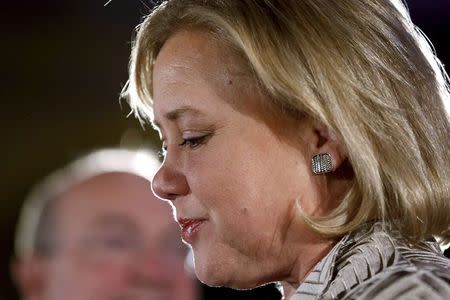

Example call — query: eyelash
[158,135,209,159]
[178,135,208,149]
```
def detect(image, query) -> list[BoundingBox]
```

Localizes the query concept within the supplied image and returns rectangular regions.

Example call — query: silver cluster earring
[311,153,333,175]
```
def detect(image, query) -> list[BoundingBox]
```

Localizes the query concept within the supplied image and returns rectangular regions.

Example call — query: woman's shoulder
[320,222,450,300]
[335,264,450,300]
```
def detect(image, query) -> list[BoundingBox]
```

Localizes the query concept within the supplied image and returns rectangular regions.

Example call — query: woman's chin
[195,261,261,290]
[194,262,229,287]
[198,276,258,290]
[192,242,264,289]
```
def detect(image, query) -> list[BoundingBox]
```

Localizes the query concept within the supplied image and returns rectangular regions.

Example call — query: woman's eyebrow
[154,106,205,128]
[166,106,204,121]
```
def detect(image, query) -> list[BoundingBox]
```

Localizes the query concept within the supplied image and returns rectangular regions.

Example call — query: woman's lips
[178,218,206,243]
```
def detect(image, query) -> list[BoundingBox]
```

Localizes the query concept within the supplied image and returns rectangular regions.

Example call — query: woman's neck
[279,239,336,299]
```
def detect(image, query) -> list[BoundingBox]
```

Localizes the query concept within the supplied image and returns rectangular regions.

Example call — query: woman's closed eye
[179,134,209,149]
[158,132,212,159]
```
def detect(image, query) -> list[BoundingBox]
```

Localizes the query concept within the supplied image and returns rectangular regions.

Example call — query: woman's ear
[309,120,347,173]
[295,119,352,217]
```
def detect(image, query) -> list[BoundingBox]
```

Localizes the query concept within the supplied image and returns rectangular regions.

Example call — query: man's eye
[99,237,132,249]
[179,135,208,149]
[84,235,138,251]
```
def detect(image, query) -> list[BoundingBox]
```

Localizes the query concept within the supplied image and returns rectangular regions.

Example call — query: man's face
[40,172,197,300]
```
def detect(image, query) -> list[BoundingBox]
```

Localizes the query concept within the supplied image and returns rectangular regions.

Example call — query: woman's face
[151,30,331,288]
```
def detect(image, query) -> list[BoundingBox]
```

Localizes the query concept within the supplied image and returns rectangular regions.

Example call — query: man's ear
[11,257,48,300]
[309,120,348,173]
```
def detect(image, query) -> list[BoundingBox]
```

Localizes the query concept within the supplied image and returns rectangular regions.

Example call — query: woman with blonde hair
[123,0,450,299]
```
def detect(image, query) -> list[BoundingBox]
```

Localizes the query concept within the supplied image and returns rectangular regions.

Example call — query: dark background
[1,1,449,299]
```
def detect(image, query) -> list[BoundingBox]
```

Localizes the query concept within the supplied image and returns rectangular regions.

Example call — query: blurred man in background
[12,149,200,300]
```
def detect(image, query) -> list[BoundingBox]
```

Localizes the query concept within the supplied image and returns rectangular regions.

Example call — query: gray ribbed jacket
[291,222,450,299]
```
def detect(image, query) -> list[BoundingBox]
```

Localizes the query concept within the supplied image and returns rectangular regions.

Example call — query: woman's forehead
[152,30,258,117]
[154,30,247,83]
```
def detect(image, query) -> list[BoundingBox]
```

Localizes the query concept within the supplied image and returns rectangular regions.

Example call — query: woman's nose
[152,161,189,201]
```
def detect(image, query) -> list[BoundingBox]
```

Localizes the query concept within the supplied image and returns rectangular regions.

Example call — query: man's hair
[15,149,160,259]
[123,0,450,243]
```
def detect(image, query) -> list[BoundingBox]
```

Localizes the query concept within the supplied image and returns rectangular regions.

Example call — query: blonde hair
[124,0,450,243]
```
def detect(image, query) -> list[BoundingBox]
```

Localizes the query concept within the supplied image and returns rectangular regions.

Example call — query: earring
[311,153,333,175]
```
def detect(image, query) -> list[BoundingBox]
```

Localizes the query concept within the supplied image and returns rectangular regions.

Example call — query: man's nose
[129,249,185,284]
